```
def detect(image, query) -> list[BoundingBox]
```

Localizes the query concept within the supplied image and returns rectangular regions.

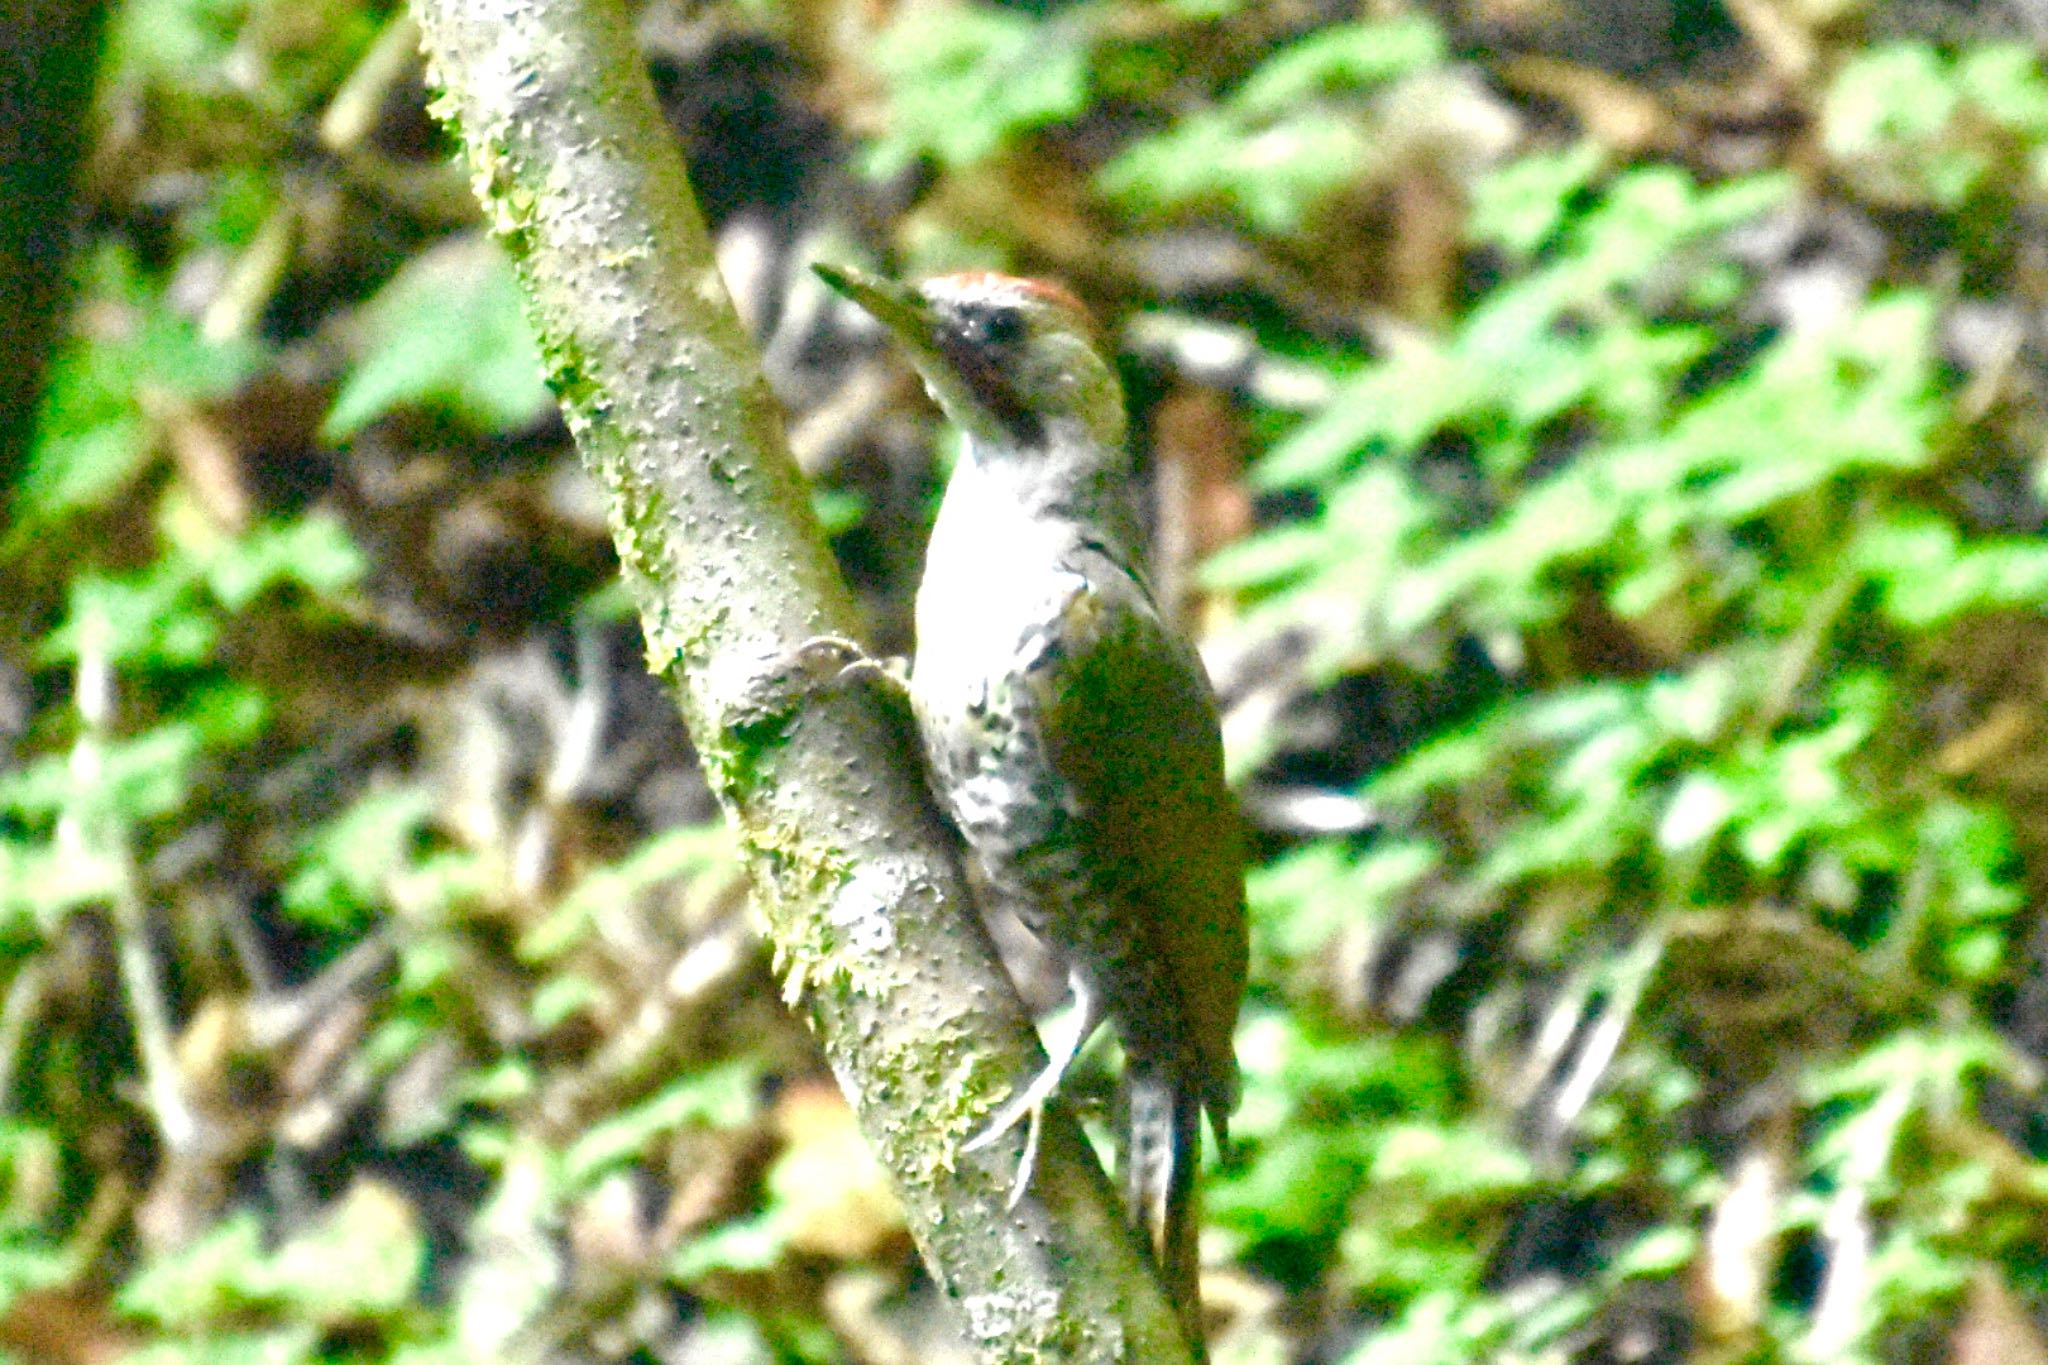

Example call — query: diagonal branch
[406,0,1196,1359]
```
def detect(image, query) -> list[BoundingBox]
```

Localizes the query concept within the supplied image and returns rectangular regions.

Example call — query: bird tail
[1122,1055,1206,1356]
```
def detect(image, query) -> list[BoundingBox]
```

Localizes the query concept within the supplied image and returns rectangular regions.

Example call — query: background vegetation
[10,0,2048,1360]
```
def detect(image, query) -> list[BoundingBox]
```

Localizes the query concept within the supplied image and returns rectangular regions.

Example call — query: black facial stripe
[934,309,1045,447]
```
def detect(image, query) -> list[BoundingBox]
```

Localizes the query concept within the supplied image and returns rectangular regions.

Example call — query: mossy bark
[407,0,1197,1359]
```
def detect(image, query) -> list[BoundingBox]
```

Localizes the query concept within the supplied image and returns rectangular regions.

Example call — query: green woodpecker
[815,264,1247,1332]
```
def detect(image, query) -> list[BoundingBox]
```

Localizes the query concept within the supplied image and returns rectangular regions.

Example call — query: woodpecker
[814,264,1247,1337]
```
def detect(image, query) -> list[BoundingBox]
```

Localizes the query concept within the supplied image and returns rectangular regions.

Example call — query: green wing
[1038,555,1247,1129]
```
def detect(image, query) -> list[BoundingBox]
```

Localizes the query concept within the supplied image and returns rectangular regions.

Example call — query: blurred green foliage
[1099,18,1445,234]
[15,0,2048,1360]
[323,238,552,441]
[866,8,1091,177]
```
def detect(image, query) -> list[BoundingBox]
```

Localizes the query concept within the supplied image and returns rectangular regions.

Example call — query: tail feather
[1122,1059,1205,1355]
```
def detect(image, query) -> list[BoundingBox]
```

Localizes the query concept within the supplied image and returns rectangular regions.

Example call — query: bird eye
[969,306,1024,350]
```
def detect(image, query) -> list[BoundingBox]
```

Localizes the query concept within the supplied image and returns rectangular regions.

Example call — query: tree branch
[406,0,1196,1359]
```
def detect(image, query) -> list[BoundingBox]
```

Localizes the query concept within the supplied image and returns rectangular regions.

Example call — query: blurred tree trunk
[0,0,107,490]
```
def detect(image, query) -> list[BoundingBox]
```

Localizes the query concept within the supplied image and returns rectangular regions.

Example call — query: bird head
[815,265,1128,463]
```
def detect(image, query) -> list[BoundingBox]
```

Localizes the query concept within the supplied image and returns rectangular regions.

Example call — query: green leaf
[1958,45,2048,131]
[1824,44,1959,155]
[18,245,261,530]
[117,1212,271,1326]
[107,0,254,93]
[0,724,204,825]
[19,245,260,527]
[865,9,1089,176]
[324,234,552,440]
[1854,513,2048,626]
[203,515,367,608]
[521,823,734,961]
[670,1213,794,1281]
[39,567,216,669]
[1233,18,1443,114]
[1098,19,1446,234]
[1823,43,1994,206]
[1467,143,1604,255]
[0,838,117,930]
[1609,1225,1696,1280]
[263,1181,424,1320]
[282,785,437,931]
[560,1062,759,1190]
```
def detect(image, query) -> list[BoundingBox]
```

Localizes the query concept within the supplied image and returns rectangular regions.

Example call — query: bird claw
[963,975,1107,1210]
[790,636,911,692]
[1009,1103,1046,1210]
[727,636,907,728]
[964,1090,1049,1210]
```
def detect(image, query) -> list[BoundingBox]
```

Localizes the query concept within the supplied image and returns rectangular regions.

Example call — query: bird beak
[813,263,939,357]
[812,262,1034,444]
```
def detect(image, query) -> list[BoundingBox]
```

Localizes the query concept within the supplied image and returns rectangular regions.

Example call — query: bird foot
[962,977,1107,1209]
[789,635,911,693]
[962,1097,1047,1210]
[963,1085,1054,1211]
[722,635,908,731]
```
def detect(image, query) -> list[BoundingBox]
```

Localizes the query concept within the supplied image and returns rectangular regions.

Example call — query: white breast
[911,458,1087,707]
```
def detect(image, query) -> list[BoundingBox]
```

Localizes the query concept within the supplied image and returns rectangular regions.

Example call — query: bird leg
[964,968,1108,1208]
